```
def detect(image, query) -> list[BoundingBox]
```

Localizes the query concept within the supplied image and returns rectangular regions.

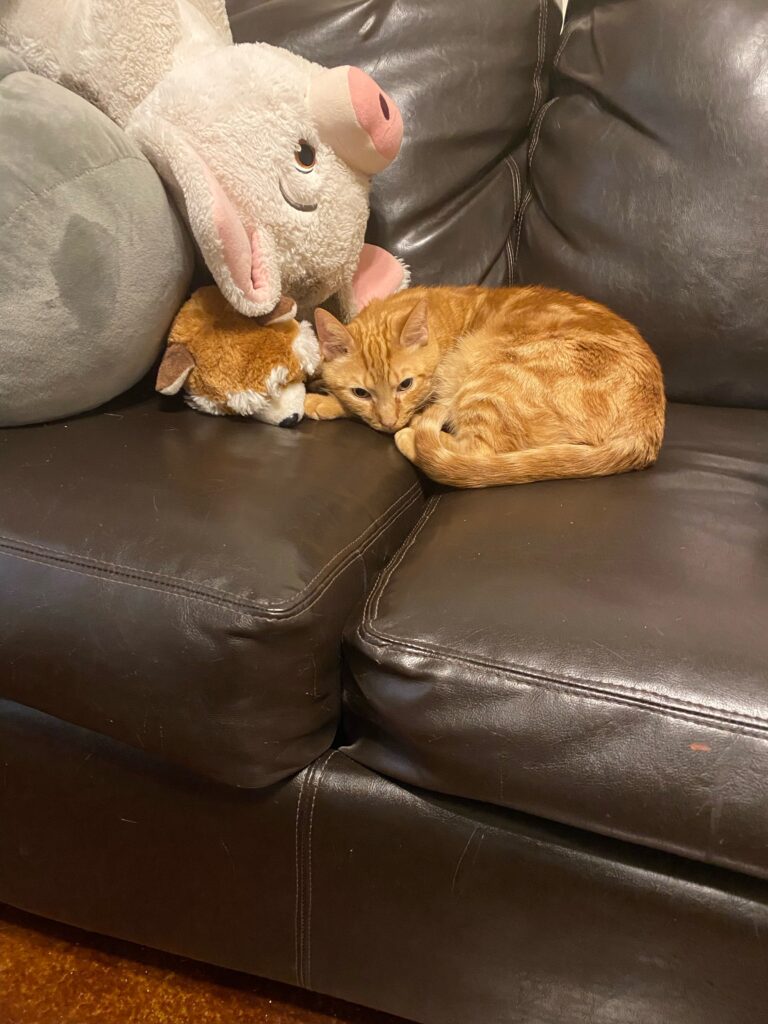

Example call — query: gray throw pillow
[0,50,193,426]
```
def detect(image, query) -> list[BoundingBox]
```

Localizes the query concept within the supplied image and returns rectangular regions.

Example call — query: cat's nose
[308,66,403,175]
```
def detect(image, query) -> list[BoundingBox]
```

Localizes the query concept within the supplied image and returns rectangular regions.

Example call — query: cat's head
[314,298,438,433]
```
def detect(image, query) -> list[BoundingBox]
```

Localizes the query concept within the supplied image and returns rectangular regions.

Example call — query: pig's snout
[308,66,403,175]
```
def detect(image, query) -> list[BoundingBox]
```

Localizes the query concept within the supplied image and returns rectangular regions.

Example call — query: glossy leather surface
[514,0,768,407]
[0,391,423,786]
[2,703,767,1024]
[3,1,768,1021]
[227,0,561,287]
[345,404,768,878]
[0,699,298,982]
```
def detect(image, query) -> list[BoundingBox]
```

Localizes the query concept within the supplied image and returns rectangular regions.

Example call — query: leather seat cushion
[0,390,424,786]
[344,404,768,879]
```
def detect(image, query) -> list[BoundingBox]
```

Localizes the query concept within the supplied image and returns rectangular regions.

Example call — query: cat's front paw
[304,393,345,420]
[394,427,417,461]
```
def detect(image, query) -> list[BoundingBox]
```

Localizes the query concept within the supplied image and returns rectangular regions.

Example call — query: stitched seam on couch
[369,495,442,623]
[504,155,522,285]
[512,95,559,275]
[358,619,768,738]
[0,486,422,621]
[357,501,768,737]
[0,155,151,231]
[511,10,576,279]
[294,750,336,990]
[552,17,579,69]
[526,0,548,128]
[0,481,421,602]
[503,0,549,284]
[0,480,421,605]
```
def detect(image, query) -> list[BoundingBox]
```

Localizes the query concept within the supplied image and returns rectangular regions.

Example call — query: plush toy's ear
[156,343,196,395]
[182,0,233,45]
[345,243,410,317]
[399,298,429,349]
[132,118,282,319]
[314,308,355,360]
[255,295,298,326]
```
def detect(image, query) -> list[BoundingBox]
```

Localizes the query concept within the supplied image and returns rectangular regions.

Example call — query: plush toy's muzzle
[308,65,403,175]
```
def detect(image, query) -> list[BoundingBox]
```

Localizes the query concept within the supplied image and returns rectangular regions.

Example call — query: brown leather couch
[2,2,767,1022]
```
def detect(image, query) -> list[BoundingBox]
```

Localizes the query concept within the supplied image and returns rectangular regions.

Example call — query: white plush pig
[0,0,408,321]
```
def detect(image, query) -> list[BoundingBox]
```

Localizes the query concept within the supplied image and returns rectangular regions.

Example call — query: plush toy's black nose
[279,413,300,428]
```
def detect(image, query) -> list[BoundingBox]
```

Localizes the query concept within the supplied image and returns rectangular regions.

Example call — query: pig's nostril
[308,65,403,173]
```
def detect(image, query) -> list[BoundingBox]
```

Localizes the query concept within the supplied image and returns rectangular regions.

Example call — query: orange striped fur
[310,286,665,488]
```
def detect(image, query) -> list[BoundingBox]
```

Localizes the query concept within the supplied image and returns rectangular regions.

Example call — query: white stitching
[0,483,419,610]
[513,1,576,280]
[503,156,522,285]
[369,497,442,623]
[304,750,336,989]
[359,477,768,738]
[513,97,559,270]
[0,489,422,622]
[526,0,548,128]
[505,155,522,211]
[293,764,310,986]
[553,18,578,70]
[359,621,768,738]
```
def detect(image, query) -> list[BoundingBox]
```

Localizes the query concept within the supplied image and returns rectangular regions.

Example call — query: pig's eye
[294,140,317,172]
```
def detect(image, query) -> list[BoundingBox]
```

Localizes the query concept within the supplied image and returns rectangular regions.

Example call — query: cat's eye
[398,378,414,391]
[352,387,371,399]
[294,140,316,171]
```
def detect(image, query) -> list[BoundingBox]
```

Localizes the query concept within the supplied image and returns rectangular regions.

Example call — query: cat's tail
[400,420,660,489]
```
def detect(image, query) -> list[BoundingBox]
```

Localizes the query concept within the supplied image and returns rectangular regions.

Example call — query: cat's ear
[314,309,356,361]
[399,299,429,349]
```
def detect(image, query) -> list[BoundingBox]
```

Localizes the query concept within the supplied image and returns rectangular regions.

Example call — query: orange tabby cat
[308,286,665,488]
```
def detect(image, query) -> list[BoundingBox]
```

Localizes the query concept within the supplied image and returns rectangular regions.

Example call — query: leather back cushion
[514,0,768,408]
[227,0,561,287]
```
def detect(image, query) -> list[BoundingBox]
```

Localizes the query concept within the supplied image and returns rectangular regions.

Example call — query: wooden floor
[0,905,408,1024]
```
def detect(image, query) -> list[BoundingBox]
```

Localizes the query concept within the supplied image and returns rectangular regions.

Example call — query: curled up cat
[308,286,665,488]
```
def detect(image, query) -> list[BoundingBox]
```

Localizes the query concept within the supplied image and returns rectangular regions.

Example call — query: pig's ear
[156,343,196,395]
[183,0,232,44]
[342,243,411,318]
[136,119,282,318]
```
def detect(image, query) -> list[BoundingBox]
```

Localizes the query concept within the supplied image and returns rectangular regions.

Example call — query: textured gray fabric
[0,57,193,426]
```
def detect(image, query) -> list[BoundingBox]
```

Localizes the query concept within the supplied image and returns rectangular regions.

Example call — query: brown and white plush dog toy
[156,287,319,426]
